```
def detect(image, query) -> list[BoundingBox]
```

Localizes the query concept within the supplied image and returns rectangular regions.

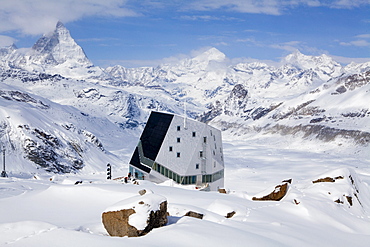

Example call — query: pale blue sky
[1,0,369,67]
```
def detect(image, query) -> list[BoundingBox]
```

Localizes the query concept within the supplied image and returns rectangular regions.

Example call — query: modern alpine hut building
[129,111,224,191]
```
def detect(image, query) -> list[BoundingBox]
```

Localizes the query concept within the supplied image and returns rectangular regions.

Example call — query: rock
[346,196,353,206]
[139,189,147,196]
[334,199,343,204]
[218,188,227,194]
[184,211,203,219]
[225,211,236,218]
[102,208,137,237]
[252,183,289,201]
[282,178,292,184]
[102,192,168,237]
[312,177,335,183]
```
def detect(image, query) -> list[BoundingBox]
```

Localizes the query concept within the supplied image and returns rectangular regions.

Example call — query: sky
[0,0,370,68]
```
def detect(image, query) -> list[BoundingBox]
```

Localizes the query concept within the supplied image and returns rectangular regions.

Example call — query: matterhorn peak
[56,21,65,29]
[31,21,92,67]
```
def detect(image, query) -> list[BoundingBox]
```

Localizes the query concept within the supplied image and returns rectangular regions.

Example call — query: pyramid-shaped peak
[56,21,65,29]
[193,47,226,62]
[31,20,91,66]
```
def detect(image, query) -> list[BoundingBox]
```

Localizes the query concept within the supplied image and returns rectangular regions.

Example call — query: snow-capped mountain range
[0,22,369,174]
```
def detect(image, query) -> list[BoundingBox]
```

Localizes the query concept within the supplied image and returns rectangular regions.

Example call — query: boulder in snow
[184,211,204,219]
[102,190,167,237]
[252,182,289,201]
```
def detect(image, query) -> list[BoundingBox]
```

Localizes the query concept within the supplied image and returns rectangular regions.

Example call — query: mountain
[0,22,102,79]
[0,21,369,174]
[0,83,126,174]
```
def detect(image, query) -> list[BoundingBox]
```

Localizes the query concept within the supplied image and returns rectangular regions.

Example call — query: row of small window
[152,162,196,185]
[168,148,204,159]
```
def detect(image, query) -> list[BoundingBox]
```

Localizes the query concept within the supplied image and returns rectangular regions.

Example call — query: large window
[202,169,224,183]
[152,162,197,185]
[177,126,181,131]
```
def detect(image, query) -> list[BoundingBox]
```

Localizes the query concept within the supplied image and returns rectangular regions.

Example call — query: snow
[0,22,369,246]
[0,136,369,246]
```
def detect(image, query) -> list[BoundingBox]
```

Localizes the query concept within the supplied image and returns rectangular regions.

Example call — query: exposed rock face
[102,192,168,237]
[102,208,137,237]
[252,183,289,201]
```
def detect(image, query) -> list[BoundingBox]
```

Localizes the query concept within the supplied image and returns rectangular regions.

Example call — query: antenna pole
[184,101,187,129]
[1,145,7,178]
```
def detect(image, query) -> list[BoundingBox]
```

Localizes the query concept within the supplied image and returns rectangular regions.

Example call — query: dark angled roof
[140,111,173,161]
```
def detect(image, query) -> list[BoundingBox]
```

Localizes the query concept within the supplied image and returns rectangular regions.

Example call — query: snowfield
[0,135,369,247]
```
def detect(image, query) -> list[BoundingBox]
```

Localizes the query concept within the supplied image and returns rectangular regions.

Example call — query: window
[203,137,207,143]
[177,137,181,143]
[177,152,181,158]
[214,161,216,168]
[192,131,196,137]
[177,126,181,131]
[199,151,203,158]
[196,164,199,169]
[169,146,173,152]
[213,150,215,156]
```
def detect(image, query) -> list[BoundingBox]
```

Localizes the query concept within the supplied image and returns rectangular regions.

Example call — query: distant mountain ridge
[0,22,369,174]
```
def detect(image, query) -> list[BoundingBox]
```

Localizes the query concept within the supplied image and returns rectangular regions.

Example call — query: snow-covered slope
[0,141,369,246]
[0,83,128,174]
[0,22,369,175]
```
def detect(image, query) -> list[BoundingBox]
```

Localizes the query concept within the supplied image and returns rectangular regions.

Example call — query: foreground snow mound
[0,221,58,245]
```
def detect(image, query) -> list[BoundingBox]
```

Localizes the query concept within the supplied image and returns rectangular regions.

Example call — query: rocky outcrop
[102,190,168,237]
[312,176,344,183]
[252,182,289,201]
